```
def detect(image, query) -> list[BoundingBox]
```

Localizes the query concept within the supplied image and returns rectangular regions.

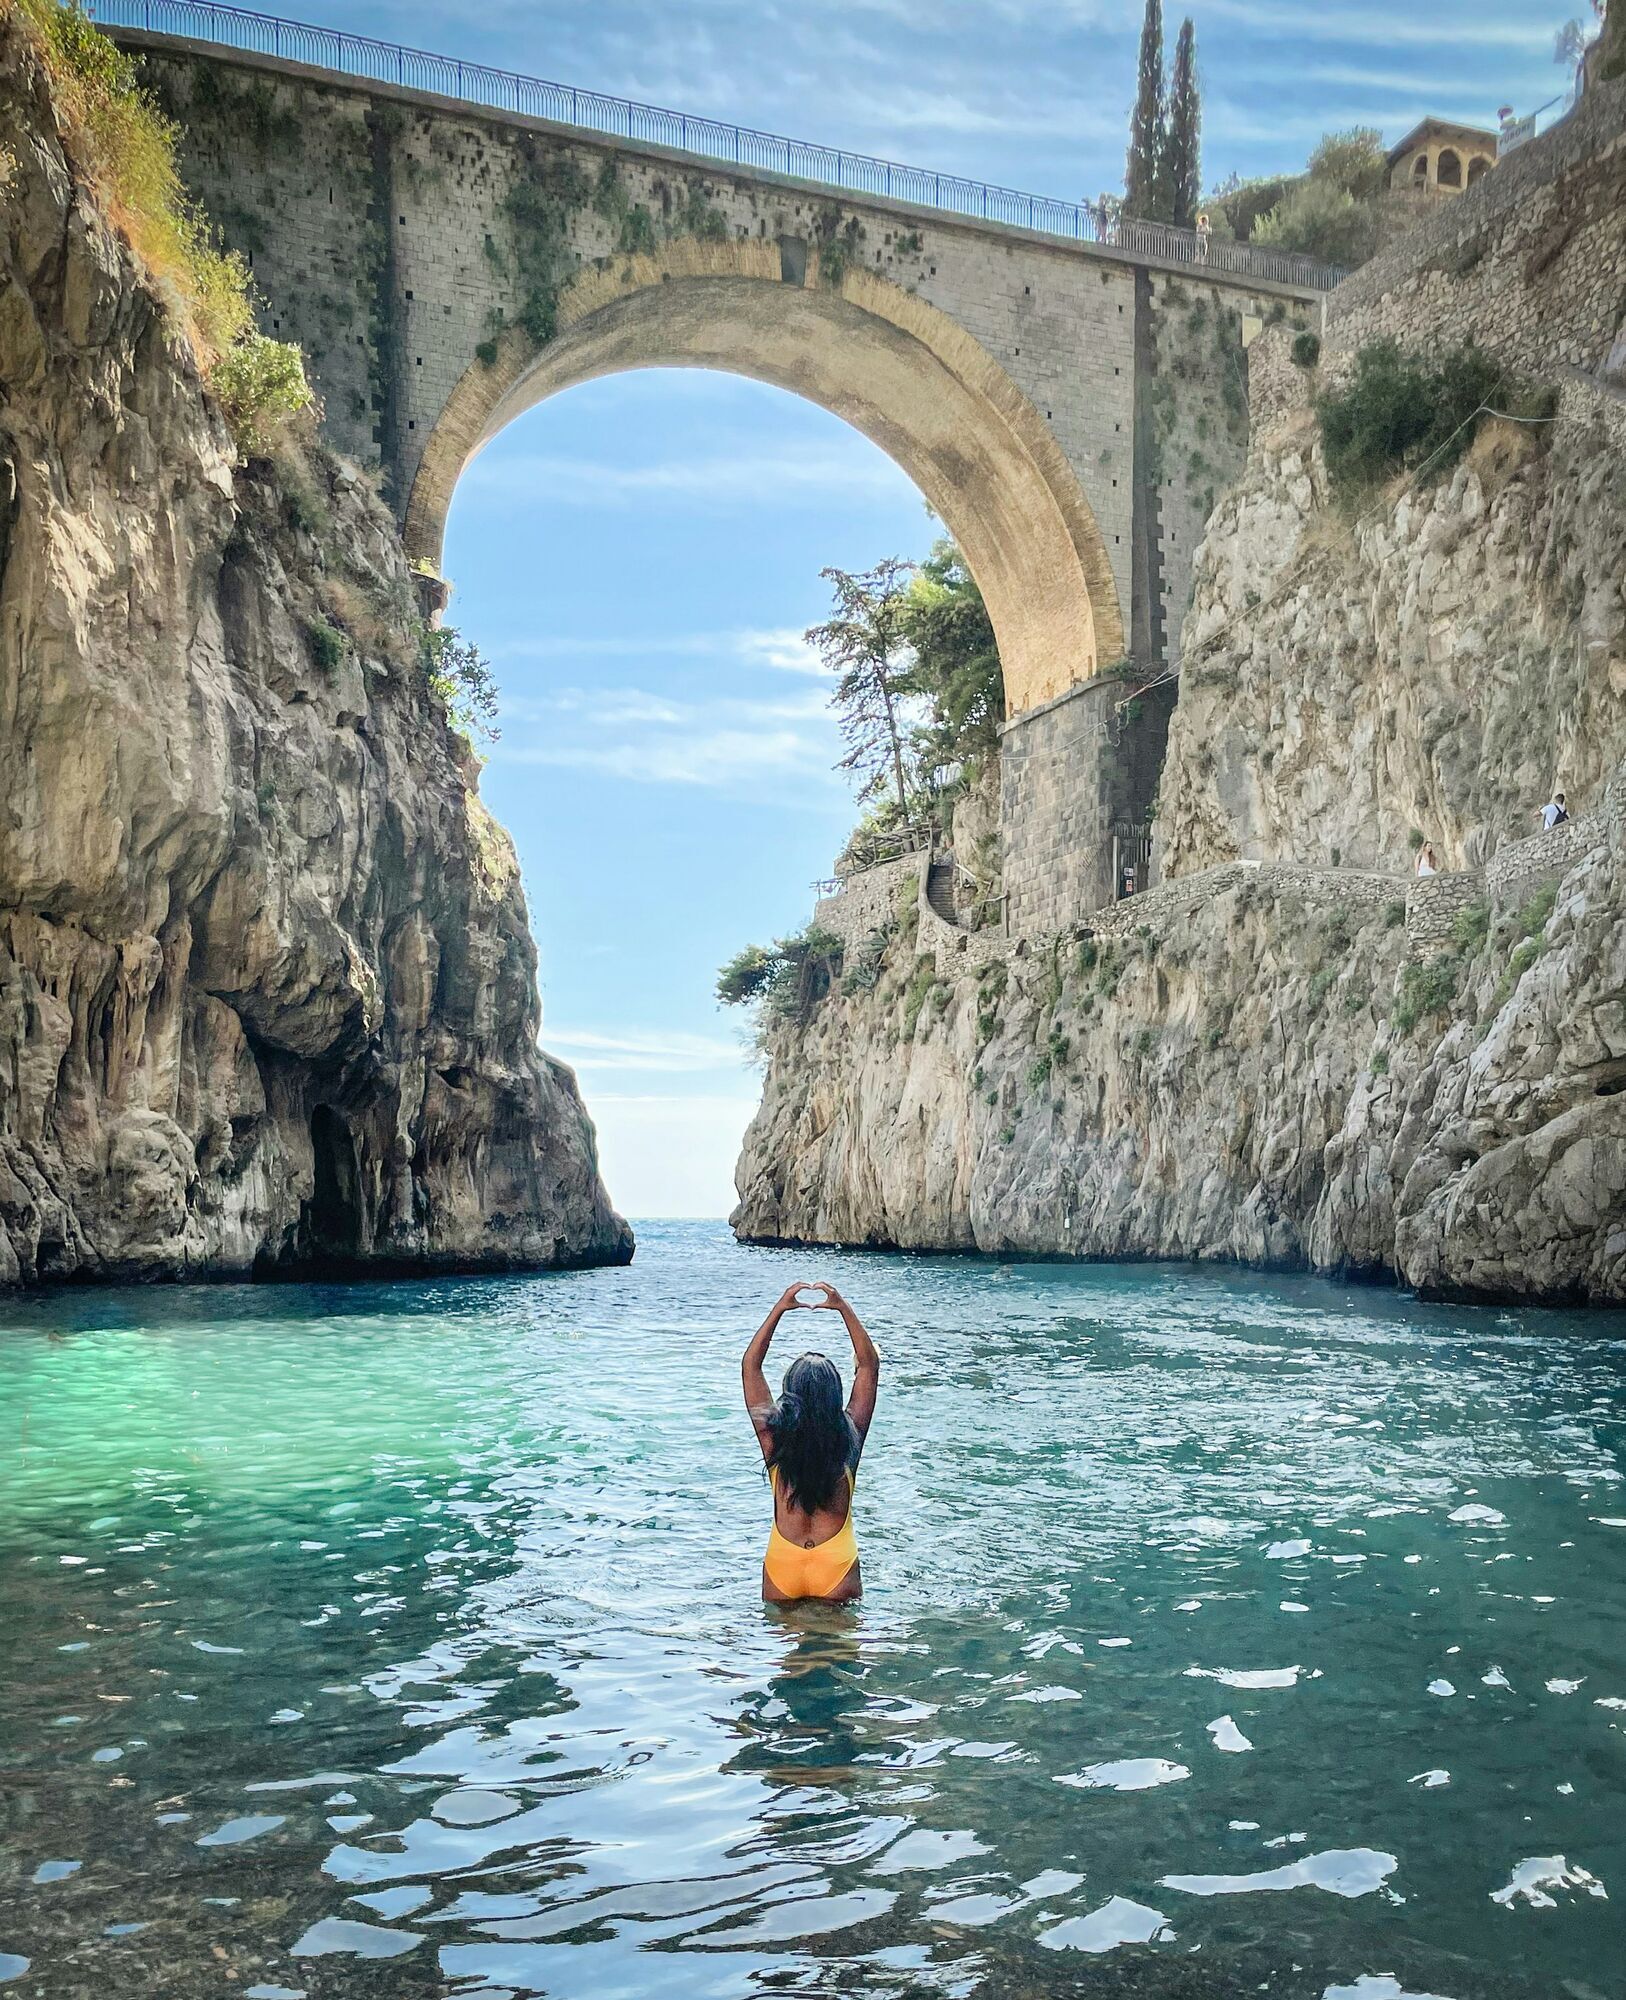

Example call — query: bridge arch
[404,242,1124,713]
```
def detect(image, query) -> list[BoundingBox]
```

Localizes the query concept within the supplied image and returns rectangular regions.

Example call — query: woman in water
[743,1281,880,1603]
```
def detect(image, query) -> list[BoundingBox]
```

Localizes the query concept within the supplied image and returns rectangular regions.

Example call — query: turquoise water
[2,1223,1625,2000]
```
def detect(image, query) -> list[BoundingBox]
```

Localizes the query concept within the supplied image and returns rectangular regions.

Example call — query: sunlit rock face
[734,798,1626,1304]
[1159,399,1626,880]
[733,346,1626,1306]
[0,21,630,1281]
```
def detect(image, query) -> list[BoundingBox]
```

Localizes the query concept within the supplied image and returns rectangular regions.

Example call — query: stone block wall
[1000,681,1120,933]
[1405,870,1484,958]
[1401,772,1623,955]
[812,854,923,948]
[1247,321,1317,432]
[1324,75,1626,382]
[1487,812,1602,907]
[1077,858,1398,945]
[1143,274,1318,665]
[918,893,1010,973]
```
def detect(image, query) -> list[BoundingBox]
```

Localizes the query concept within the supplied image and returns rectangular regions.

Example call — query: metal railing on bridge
[85,0,1345,292]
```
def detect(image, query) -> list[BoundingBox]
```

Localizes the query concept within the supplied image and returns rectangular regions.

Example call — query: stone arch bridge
[107,6,1332,927]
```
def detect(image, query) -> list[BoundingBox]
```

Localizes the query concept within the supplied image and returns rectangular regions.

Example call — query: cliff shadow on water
[0,7,631,1284]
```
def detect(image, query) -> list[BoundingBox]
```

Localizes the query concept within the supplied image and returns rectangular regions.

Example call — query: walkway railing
[85,0,1345,292]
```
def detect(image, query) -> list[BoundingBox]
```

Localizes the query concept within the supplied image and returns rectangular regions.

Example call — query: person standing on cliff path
[743,1282,880,1604]
[1540,791,1569,831]
[1415,843,1440,877]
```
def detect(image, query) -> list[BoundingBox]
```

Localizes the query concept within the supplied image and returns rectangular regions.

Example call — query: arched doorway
[406,245,1124,716]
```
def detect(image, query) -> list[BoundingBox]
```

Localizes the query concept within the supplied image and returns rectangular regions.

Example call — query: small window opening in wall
[1015,346,1020,355]
[405,289,414,300]
[328,187,334,204]
[408,419,415,430]
[1024,284,1030,294]
[930,265,936,275]
[399,214,407,225]
[416,356,422,366]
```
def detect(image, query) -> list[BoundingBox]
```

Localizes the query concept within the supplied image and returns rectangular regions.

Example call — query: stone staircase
[925,855,961,926]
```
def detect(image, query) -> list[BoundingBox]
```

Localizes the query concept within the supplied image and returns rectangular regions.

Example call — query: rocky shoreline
[734,348,1626,1306]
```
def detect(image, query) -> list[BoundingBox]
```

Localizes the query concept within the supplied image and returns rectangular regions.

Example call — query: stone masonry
[118,28,1327,709]
[1324,73,1626,384]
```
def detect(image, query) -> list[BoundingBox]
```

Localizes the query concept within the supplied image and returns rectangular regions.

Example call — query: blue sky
[364,0,1577,1217]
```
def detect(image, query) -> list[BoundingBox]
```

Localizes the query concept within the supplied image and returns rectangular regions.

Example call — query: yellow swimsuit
[764,1466,859,1598]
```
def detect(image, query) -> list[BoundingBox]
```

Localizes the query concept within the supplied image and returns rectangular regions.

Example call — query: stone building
[1386,118,1498,196]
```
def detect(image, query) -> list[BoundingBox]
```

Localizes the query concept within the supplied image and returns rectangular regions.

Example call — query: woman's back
[742,1282,880,1604]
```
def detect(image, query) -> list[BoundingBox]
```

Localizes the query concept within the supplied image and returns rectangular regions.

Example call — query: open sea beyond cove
[2,1220,1624,1999]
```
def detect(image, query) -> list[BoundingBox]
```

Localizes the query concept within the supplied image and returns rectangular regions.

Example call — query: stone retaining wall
[1405,870,1484,957]
[812,854,923,948]
[819,770,1622,983]
[1247,321,1316,432]
[1487,804,1609,907]
[918,884,1010,972]
[1323,75,1626,382]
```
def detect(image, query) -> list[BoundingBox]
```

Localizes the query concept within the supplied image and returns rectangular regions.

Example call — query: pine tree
[1124,0,1167,221]
[806,560,917,817]
[1164,18,1202,230]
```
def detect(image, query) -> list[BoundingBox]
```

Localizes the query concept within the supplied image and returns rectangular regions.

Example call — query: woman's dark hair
[766,1353,856,1512]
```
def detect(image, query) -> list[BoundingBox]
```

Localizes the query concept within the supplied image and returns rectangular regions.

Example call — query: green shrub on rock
[1393,954,1459,1033]
[1317,340,1552,505]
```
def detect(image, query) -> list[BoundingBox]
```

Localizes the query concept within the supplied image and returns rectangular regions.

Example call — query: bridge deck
[87,0,1341,298]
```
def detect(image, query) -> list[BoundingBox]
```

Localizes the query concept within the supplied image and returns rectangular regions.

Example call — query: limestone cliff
[733,348,1626,1303]
[734,798,1625,1302]
[1160,377,1626,876]
[0,19,631,1280]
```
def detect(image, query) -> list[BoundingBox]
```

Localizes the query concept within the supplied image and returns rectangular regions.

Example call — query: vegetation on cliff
[1207,128,1391,268]
[1314,338,1555,504]
[718,540,1003,1006]
[11,0,310,449]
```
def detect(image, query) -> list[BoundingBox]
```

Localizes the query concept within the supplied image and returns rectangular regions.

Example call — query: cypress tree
[1165,18,1202,229]
[1124,0,1167,221]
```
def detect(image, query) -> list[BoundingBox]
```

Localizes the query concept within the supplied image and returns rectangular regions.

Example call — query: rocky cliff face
[1159,379,1626,876]
[735,794,1626,1302]
[0,22,631,1281]
[734,352,1626,1304]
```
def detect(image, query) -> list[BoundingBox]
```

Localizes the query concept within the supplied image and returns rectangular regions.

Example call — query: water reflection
[2,1224,1624,1997]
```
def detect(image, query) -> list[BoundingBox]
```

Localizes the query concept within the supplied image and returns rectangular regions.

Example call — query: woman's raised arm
[817,1284,881,1443]
[743,1285,804,1460]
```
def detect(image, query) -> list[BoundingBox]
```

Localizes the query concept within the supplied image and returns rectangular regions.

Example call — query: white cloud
[544,1026,749,1072]
[733,628,826,676]
[492,626,828,677]
[491,676,844,798]
[1049,0,1554,48]
[497,725,840,790]
[459,447,913,508]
